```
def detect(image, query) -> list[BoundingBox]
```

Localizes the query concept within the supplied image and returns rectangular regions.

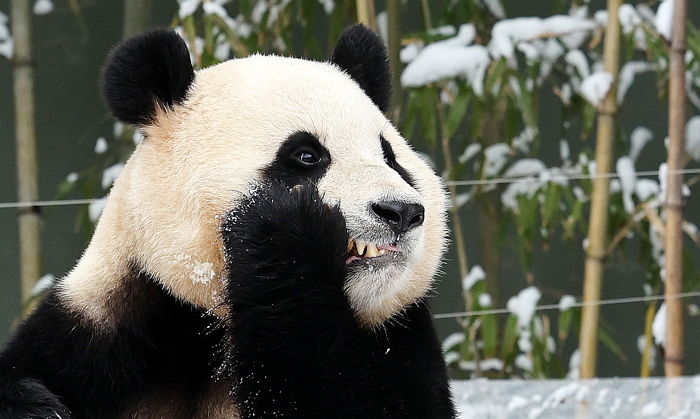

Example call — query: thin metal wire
[1,167,698,210]
[432,291,700,320]
[444,167,700,187]
[0,198,98,209]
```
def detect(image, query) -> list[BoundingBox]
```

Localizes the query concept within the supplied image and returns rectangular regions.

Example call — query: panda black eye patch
[263,131,331,187]
[380,135,415,188]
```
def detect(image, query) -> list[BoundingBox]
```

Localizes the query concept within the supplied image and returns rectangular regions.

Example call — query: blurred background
[1,0,699,381]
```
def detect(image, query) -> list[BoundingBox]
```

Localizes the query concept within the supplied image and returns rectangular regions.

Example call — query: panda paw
[221,181,349,308]
[0,377,71,419]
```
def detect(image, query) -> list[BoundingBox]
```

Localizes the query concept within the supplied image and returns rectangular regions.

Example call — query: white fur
[58,55,448,327]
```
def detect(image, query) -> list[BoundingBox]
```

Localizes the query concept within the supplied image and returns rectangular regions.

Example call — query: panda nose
[371,201,425,235]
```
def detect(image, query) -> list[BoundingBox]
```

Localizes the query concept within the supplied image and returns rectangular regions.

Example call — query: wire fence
[1,167,699,210]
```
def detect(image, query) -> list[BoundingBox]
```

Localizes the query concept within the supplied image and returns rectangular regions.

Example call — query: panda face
[161,55,447,325]
[87,27,447,327]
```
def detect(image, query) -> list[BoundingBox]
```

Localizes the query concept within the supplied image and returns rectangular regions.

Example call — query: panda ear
[102,30,194,126]
[330,24,391,113]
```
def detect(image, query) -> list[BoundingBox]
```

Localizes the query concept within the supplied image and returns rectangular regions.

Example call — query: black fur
[331,24,392,113]
[222,182,455,418]
[0,271,222,418]
[102,30,194,125]
[381,135,415,188]
[263,131,332,186]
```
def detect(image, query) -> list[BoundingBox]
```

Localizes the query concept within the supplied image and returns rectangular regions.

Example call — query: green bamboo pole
[664,0,688,378]
[386,0,401,123]
[578,0,622,379]
[12,0,42,316]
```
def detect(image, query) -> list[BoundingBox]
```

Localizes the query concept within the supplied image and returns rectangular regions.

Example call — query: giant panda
[0,25,454,418]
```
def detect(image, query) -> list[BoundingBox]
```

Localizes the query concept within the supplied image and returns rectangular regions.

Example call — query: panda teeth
[347,239,388,259]
[355,240,367,256]
[365,244,379,258]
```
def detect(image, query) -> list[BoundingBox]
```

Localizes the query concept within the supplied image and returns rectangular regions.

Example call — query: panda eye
[292,148,321,167]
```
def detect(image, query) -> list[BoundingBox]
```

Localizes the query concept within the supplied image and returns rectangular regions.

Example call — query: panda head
[98,26,448,326]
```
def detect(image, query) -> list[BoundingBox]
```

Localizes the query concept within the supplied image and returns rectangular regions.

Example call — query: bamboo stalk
[355,0,376,31]
[436,99,470,301]
[640,303,656,377]
[122,0,152,39]
[386,0,401,123]
[578,0,622,379]
[12,0,42,316]
[664,0,687,378]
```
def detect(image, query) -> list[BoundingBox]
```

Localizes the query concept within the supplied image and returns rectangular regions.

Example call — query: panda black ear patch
[330,24,391,113]
[102,30,194,126]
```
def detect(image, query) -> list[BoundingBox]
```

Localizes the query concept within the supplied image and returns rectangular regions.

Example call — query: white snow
[428,25,456,37]
[685,116,700,161]
[101,163,124,189]
[489,15,597,60]
[558,295,576,311]
[318,0,334,15]
[94,137,108,154]
[88,197,108,222]
[512,127,537,153]
[202,1,227,19]
[507,286,541,329]
[32,273,55,296]
[655,0,674,41]
[33,0,54,15]
[652,303,667,348]
[478,293,493,307]
[132,130,144,145]
[401,32,489,95]
[579,71,613,107]
[567,349,581,378]
[0,14,12,59]
[565,49,590,78]
[635,179,660,202]
[559,140,570,162]
[458,358,504,371]
[462,265,486,291]
[641,401,663,417]
[483,143,510,176]
[482,0,505,19]
[514,354,532,372]
[616,156,637,213]
[618,4,641,34]
[442,332,465,352]
[617,61,655,103]
[630,126,653,161]
[178,0,201,19]
[66,172,79,183]
[191,261,215,284]
[459,143,482,164]
[501,178,539,210]
[399,42,421,64]
[113,121,124,138]
[504,159,546,178]
[506,395,529,412]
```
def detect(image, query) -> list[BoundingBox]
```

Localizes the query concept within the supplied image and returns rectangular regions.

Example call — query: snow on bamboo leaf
[579,71,613,107]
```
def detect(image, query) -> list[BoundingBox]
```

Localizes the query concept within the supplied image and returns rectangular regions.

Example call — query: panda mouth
[345,239,400,265]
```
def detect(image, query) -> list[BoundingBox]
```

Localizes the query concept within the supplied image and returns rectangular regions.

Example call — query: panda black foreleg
[222,182,455,418]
